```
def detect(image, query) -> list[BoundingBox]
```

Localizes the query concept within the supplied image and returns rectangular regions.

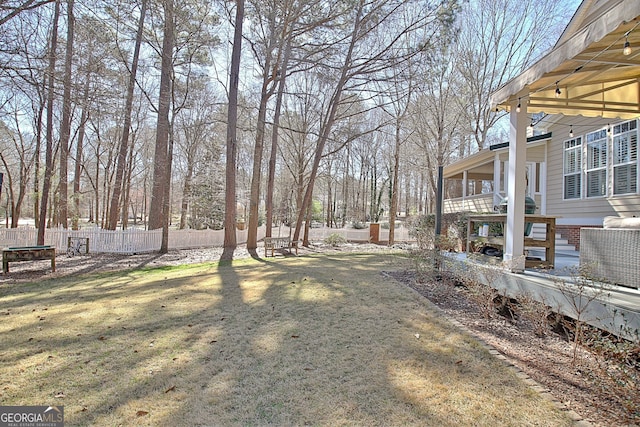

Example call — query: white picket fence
[0,224,414,255]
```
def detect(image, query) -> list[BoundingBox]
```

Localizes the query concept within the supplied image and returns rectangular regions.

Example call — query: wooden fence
[0,224,414,255]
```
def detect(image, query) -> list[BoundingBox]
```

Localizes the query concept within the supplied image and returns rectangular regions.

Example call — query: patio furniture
[580,218,640,289]
[264,236,298,257]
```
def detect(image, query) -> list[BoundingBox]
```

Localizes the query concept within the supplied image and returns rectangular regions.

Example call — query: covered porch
[440,0,640,340]
[488,0,640,273]
[443,133,551,216]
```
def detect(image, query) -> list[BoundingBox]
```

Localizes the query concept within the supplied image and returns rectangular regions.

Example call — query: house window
[586,129,607,197]
[612,120,638,195]
[563,136,582,199]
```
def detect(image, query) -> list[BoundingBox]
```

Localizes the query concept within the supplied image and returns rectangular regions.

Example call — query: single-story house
[444,0,640,274]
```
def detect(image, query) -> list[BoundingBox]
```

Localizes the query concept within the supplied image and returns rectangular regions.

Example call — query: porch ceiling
[444,148,495,180]
[444,139,550,180]
[491,0,640,119]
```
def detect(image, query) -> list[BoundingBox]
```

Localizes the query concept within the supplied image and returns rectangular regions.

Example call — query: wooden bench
[264,237,299,257]
[2,245,56,273]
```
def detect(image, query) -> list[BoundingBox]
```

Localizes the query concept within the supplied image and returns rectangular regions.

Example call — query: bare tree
[411,45,463,216]
[175,82,218,229]
[0,110,36,227]
[379,57,416,245]
[0,0,55,26]
[36,0,59,245]
[56,0,74,229]
[245,0,321,249]
[292,0,456,244]
[244,0,281,251]
[264,40,291,237]
[148,0,174,235]
[106,0,147,230]
[456,0,573,151]
[222,0,244,259]
[70,71,89,230]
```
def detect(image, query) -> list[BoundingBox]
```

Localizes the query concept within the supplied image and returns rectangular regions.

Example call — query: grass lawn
[0,252,574,426]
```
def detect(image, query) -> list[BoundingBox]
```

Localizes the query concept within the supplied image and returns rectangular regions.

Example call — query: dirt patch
[0,243,394,285]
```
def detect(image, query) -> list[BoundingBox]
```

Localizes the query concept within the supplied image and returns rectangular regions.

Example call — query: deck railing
[443,193,496,214]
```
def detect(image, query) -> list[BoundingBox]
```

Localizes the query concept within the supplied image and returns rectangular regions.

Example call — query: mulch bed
[388,269,639,427]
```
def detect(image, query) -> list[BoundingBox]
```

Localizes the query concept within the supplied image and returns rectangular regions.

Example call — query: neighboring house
[445,0,640,271]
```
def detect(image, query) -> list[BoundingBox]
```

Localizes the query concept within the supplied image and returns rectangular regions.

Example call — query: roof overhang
[444,134,552,180]
[491,0,640,119]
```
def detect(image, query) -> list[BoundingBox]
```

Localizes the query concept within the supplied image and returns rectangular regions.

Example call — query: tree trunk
[388,120,401,246]
[222,0,245,258]
[179,161,193,229]
[93,140,100,225]
[0,156,16,226]
[56,0,74,230]
[326,180,332,227]
[107,0,146,230]
[246,89,269,250]
[161,124,174,253]
[72,68,91,230]
[265,43,290,238]
[149,0,174,231]
[37,0,60,246]
[121,138,136,229]
[33,78,45,226]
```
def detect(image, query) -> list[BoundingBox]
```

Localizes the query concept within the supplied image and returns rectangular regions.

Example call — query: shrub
[584,329,640,423]
[351,221,367,229]
[324,233,347,247]
[380,221,402,230]
[447,257,506,319]
[517,292,553,337]
[406,213,469,252]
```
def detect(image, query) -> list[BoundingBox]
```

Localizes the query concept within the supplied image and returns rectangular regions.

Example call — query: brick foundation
[556,225,602,251]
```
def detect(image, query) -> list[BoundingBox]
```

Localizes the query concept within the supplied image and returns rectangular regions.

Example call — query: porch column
[462,170,468,210]
[504,94,528,272]
[493,154,501,209]
[540,145,548,215]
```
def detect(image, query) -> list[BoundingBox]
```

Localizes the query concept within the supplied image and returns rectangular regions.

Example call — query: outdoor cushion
[603,216,640,229]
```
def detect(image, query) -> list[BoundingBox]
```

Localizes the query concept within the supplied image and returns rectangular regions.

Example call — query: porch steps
[529,223,576,251]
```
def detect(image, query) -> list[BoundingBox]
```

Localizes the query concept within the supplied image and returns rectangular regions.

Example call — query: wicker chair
[580,225,640,289]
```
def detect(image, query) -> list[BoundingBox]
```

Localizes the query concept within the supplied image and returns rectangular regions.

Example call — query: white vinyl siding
[586,129,607,197]
[612,120,638,195]
[563,136,582,199]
